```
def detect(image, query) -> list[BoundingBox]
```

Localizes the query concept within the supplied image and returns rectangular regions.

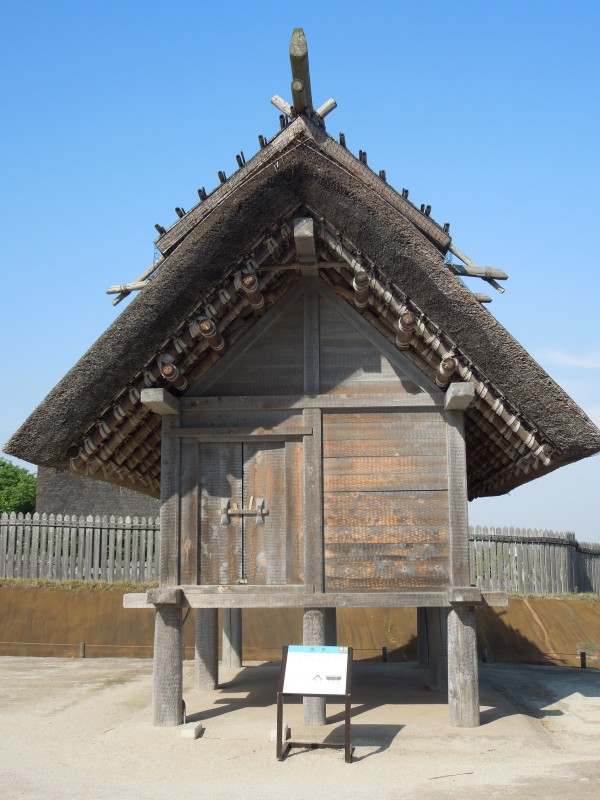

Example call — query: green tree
[0,457,36,514]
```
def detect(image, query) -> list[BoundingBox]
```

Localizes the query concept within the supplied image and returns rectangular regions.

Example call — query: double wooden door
[197,439,304,586]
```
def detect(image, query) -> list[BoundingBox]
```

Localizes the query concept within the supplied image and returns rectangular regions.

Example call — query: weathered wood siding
[318,297,421,396]
[323,411,450,591]
[180,279,447,594]
[198,291,305,396]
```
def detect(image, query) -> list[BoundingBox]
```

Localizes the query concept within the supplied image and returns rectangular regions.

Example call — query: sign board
[282,645,350,696]
[276,645,354,762]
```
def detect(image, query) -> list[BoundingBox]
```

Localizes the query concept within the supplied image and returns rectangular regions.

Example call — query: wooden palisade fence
[1,513,599,593]
[469,526,600,595]
[0,513,159,582]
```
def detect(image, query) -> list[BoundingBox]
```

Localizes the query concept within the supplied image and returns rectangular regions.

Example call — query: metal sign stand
[276,645,354,763]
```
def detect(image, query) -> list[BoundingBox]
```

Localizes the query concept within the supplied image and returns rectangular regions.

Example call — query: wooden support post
[195,608,218,691]
[417,607,429,668]
[153,605,183,726]
[426,607,448,691]
[448,605,480,727]
[303,607,326,726]
[445,397,480,727]
[324,607,337,646]
[222,608,243,668]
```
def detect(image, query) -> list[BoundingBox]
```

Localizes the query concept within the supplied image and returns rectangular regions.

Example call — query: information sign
[276,645,354,763]
[282,645,349,696]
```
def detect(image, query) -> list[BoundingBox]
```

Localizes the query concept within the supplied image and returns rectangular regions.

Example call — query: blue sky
[2,1,599,540]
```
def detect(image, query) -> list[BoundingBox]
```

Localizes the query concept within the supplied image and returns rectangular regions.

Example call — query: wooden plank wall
[318,297,421,396]
[322,411,450,591]
[198,294,305,396]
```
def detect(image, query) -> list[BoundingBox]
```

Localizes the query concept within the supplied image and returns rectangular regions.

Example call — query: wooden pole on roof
[289,28,313,115]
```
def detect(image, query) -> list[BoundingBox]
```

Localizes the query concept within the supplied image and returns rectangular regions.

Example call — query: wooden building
[6,30,600,729]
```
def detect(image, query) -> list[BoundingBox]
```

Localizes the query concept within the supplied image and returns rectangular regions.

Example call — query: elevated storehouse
[7,30,600,728]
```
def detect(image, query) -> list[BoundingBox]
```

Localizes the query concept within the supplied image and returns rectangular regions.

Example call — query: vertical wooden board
[285,440,304,584]
[304,279,320,395]
[445,411,470,588]
[60,524,69,581]
[516,541,523,594]
[139,528,147,582]
[474,538,483,589]
[84,516,93,580]
[147,524,155,580]
[243,441,286,585]
[303,408,324,591]
[534,542,542,594]
[22,517,31,580]
[448,605,480,727]
[180,440,199,585]
[115,522,123,582]
[69,524,77,581]
[123,518,132,581]
[160,415,181,587]
[108,520,116,583]
[15,518,23,579]
[199,291,305,397]
[30,515,40,580]
[318,294,420,396]
[199,441,242,585]
[100,523,108,582]
[132,524,139,583]
[36,515,44,579]
[0,514,6,578]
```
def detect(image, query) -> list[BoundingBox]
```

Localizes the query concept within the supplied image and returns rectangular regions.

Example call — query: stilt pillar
[222,608,243,668]
[195,608,218,690]
[426,607,448,691]
[153,605,183,726]
[417,607,429,668]
[303,607,326,726]
[448,605,480,727]
[324,607,337,646]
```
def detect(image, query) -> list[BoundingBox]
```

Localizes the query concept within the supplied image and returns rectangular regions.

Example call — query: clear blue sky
[2,1,599,540]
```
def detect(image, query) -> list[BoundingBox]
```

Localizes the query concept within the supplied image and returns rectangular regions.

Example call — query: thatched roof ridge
[5,116,600,498]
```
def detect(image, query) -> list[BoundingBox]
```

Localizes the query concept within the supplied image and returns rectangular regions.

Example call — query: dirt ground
[0,657,598,800]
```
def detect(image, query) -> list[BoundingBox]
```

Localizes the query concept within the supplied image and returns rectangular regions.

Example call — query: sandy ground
[0,657,599,800]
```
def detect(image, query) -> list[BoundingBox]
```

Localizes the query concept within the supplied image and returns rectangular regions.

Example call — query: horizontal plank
[323,439,447,458]
[180,583,312,593]
[324,528,448,545]
[324,575,448,592]
[181,393,442,411]
[325,561,448,581]
[168,425,312,441]
[324,543,449,558]
[323,411,445,427]
[324,491,449,528]
[323,456,448,492]
[320,382,416,396]
[181,410,304,428]
[124,590,458,609]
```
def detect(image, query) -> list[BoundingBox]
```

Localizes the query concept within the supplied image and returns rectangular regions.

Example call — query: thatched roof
[6,115,600,499]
